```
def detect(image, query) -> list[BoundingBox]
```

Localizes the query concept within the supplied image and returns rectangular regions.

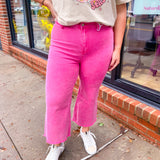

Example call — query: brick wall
[0,0,12,54]
[10,46,47,75]
[1,0,160,149]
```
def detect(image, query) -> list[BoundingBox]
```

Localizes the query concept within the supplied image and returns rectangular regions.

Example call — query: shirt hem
[116,0,131,5]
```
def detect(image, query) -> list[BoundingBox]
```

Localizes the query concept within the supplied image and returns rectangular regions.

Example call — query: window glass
[31,0,54,52]
[121,1,160,92]
[12,0,29,46]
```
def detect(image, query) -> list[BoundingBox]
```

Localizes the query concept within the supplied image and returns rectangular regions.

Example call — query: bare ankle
[81,127,89,132]
[55,143,61,147]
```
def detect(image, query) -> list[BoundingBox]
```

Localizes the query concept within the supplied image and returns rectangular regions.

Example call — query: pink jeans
[43,21,114,144]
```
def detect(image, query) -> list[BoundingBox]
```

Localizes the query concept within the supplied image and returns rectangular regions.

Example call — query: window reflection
[12,0,29,46]
[121,2,160,92]
[150,16,160,76]
[31,0,54,52]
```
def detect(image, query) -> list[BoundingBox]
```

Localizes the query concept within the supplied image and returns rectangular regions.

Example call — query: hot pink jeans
[43,21,114,144]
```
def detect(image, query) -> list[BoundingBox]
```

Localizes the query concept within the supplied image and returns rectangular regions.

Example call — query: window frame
[6,0,48,59]
[6,0,160,107]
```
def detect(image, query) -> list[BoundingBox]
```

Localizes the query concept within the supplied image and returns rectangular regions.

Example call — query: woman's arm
[108,4,127,72]
[34,0,57,19]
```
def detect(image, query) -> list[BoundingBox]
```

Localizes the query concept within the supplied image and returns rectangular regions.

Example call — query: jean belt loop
[97,23,103,31]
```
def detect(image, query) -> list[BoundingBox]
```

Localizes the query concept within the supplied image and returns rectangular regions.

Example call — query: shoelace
[78,131,97,146]
[78,131,97,138]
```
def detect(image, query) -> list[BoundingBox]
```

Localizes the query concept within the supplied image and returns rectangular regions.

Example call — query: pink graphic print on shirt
[76,0,106,10]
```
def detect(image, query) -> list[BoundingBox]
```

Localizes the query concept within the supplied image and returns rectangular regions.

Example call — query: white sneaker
[78,127,97,155]
[45,143,65,160]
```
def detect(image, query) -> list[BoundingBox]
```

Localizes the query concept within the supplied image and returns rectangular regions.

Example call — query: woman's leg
[44,48,79,145]
[43,22,83,145]
[72,24,114,127]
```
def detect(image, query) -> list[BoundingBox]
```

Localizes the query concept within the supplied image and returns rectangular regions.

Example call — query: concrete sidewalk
[0,50,160,160]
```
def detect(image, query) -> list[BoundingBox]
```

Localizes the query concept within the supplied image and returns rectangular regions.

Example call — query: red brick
[102,91,107,101]
[127,122,135,131]
[97,97,104,103]
[10,46,47,71]
[135,104,147,118]
[12,51,47,76]
[1,39,11,44]
[32,58,38,65]
[120,108,138,121]
[101,86,112,100]
[107,90,117,102]
[112,93,122,106]
[150,110,160,126]
[97,102,112,115]
[112,96,118,106]
[129,101,141,114]
[135,129,157,144]
[147,130,160,142]
[138,118,159,133]
[112,110,128,122]
[13,55,29,67]
[142,107,155,122]
[105,101,121,112]
[41,59,47,66]
[123,98,134,111]
[100,86,108,92]
[128,119,147,133]
[99,86,106,93]
[117,95,128,108]
[103,87,113,93]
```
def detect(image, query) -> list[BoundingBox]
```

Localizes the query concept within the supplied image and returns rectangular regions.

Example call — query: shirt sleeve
[116,0,132,5]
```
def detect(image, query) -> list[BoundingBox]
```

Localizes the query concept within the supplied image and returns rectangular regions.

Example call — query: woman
[34,0,131,159]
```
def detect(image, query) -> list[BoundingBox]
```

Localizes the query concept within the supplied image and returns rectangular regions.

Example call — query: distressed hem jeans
[43,21,114,144]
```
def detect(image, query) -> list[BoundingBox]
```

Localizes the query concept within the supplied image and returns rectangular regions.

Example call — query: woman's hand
[108,4,126,72]
[108,49,121,72]
[42,0,58,20]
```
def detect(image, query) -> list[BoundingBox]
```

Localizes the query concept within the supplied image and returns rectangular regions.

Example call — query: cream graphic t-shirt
[52,0,131,26]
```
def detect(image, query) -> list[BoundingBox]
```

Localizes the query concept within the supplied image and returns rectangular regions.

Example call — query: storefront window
[12,0,29,46]
[121,1,160,92]
[31,0,54,52]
